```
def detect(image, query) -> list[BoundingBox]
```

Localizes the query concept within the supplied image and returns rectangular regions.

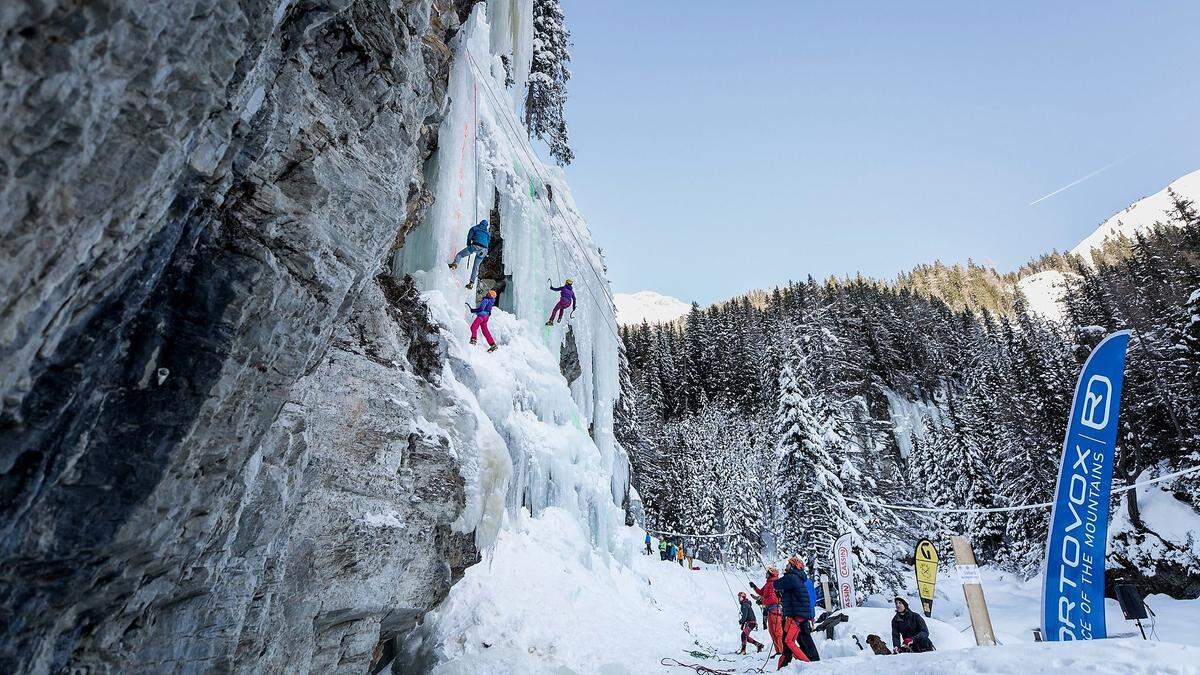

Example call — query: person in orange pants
[750,567,784,655]
[773,557,820,667]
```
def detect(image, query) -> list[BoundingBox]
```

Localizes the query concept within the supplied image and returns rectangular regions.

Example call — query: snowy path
[420,515,1200,673]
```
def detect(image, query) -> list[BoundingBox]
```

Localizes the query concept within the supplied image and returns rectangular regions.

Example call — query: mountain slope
[1072,169,1200,261]
[614,290,691,326]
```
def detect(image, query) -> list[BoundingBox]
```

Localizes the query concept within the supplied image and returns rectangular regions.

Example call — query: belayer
[749,567,783,656]
[466,290,499,352]
[737,592,765,655]
[891,597,934,653]
[546,279,576,325]
[448,219,490,289]
[773,556,820,667]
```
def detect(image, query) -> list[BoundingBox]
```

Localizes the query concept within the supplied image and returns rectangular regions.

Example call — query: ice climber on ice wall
[448,219,491,288]
[547,278,576,325]
[467,289,499,352]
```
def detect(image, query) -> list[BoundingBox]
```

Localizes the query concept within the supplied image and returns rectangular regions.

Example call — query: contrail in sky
[1029,151,1139,206]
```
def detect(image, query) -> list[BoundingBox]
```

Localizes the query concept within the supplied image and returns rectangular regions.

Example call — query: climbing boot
[757,644,764,653]
[737,648,746,655]
[487,344,499,353]
[448,262,458,270]
[469,337,477,345]
[545,320,554,326]
[465,282,473,289]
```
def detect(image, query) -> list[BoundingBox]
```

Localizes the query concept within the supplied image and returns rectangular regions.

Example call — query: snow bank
[798,640,1200,674]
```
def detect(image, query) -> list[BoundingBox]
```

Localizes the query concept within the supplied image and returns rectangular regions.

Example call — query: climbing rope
[659,658,765,674]
[844,464,1200,514]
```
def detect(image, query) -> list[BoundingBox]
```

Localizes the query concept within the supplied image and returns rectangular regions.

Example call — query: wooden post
[950,535,996,646]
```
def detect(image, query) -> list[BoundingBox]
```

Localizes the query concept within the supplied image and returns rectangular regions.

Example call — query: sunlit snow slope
[614,291,692,326]
[1072,169,1200,262]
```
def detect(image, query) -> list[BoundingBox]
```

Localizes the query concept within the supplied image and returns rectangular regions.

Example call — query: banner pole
[951,535,996,646]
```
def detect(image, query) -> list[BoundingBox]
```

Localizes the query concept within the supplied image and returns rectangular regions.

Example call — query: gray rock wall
[1,1,478,672]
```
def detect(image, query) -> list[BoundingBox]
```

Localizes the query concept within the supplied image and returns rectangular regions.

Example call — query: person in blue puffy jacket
[774,556,820,667]
[467,290,498,352]
[448,219,490,288]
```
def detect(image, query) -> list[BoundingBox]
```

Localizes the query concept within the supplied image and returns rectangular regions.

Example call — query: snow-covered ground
[1071,169,1200,263]
[416,513,1200,673]
[614,291,692,326]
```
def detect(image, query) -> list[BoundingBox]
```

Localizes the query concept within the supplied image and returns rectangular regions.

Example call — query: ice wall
[395,5,627,551]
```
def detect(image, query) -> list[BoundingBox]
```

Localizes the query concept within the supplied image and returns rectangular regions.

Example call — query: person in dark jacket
[467,290,498,351]
[546,279,576,325]
[772,556,820,667]
[448,219,490,288]
[737,592,765,655]
[644,533,653,555]
[749,567,783,655]
[891,597,934,653]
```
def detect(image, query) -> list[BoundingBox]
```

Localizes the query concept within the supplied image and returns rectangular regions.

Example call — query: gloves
[903,637,913,646]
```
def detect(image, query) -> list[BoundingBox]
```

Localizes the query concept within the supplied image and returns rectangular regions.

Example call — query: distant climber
[749,567,783,656]
[773,556,820,667]
[546,279,576,325]
[891,597,934,653]
[448,219,491,288]
[737,592,765,655]
[466,290,499,352]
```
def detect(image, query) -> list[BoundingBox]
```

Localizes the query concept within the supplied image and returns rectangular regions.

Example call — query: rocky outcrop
[0,1,479,672]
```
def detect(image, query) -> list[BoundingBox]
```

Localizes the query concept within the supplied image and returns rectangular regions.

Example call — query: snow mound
[613,291,691,326]
[799,640,1200,674]
[1071,169,1200,262]
[1017,270,1079,323]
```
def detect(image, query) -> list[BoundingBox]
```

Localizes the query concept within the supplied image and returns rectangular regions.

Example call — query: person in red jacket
[750,567,784,656]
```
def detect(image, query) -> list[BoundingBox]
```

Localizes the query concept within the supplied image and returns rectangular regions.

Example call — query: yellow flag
[915,539,939,617]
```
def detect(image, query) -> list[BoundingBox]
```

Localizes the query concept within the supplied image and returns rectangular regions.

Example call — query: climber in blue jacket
[448,219,491,288]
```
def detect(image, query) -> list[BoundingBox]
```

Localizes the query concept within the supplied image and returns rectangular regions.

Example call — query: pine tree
[525,0,574,165]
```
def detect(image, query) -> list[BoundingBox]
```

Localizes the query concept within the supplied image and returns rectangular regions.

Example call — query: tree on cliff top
[525,0,574,166]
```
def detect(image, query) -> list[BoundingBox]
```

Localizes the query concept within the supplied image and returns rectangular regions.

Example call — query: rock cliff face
[0,1,480,672]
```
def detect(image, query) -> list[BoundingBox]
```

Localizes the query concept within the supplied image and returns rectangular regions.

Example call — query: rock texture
[0,1,479,672]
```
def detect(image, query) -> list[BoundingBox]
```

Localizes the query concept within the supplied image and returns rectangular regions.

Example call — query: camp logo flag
[914,539,939,617]
[1041,331,1131,642]
[832,533,856,609]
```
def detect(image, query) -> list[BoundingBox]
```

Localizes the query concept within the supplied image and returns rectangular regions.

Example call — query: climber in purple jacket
[546,279,575,326]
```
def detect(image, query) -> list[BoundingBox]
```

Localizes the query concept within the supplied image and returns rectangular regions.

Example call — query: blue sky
[557,1,1200,305]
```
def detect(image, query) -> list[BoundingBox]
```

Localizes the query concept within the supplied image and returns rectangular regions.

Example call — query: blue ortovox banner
[1041,331,1131,641]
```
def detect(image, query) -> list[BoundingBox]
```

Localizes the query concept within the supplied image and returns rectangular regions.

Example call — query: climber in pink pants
[468,290,498,352]
[546,279,576,326]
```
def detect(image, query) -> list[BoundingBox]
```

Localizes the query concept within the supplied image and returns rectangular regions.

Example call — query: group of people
[737,557,934,667]
[644,533,694,568]
[450,219,578,351]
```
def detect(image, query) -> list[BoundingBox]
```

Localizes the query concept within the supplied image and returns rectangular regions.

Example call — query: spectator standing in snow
[773,556,820,667]
[891,597,934,653]
[676,544,685,567]
[658,539,669,561]
[749,567,784,656]
[448,219,490,288]
[644,533,653,555]
[684,542,695,569]
[546,279,576,325]
[737,592,765,655]
[666,541,678,563]
[466,290,498,352]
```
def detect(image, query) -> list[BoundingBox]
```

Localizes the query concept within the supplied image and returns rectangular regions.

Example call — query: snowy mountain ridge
[1071,169,1200,262]
[613,290,692,326]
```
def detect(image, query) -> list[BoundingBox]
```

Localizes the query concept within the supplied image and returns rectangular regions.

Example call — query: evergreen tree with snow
[525,0,574,165]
